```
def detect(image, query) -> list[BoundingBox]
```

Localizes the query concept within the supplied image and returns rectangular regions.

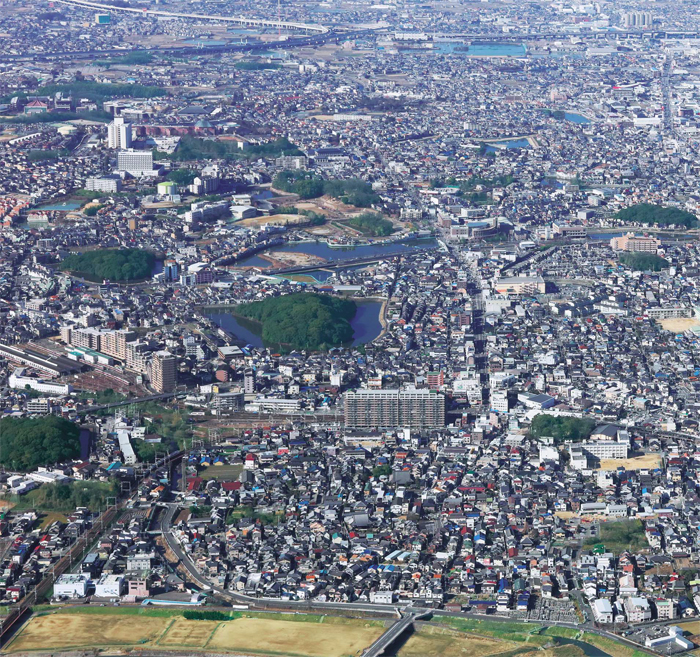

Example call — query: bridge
[75,391,186,415]
[53,0,328,33]
[363,609,430,657]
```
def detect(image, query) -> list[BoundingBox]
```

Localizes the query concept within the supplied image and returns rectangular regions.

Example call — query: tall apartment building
[107,117,132,149]
[610,233,660,253]
[61,327,140,364]
[151,351,177,393]
[622,11,653,28]
[344,388,445,429]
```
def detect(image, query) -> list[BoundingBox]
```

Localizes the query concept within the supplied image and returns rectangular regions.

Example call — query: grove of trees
[0,416,81,471]
[60,248,155,282]
[236,293,357,351]
[615,203,698,228]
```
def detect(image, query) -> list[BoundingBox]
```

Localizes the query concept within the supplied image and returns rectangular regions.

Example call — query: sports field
[7,611,385,656]
[397,625,512,657]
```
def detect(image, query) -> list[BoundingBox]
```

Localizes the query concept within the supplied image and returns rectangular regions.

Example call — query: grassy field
[541,627,581,639]
[397,625,513,657]
[199,463,243,481]
[437,617,545,643]
[583,519,648,553]
[8,610,385,656]
[577,633,649,657]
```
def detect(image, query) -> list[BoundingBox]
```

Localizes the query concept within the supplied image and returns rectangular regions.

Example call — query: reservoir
[434,42,526,57]
[207,299,383,349]
[565,112,591,124]
[235,237,437,268]
[37,200,83,211]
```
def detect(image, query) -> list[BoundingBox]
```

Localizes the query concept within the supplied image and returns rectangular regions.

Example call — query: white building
[592,598,613,624]
[624,596,652,623]
[54,573,90,599]
[94,574,125,598]
[117,149,155,177]
[9,368,72,395]
[107,117,132,149]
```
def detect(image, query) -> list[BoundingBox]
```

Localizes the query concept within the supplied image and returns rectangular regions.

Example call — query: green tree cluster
[166,168,197,186]
[347,212,395,237]
[38,81,166,102]
[615,203,698,228]
[183,611,230,621]
[60,248,155,282]
[619,252,669,272]
[236,293,357,351]
[0,416,81,471]
[529,415,596,444]
[272,171,380,207]
[165,136,300,162]
[97,51,154,66]
[83,204,104,217]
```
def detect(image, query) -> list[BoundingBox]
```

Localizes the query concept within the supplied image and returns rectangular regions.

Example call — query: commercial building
[108,117,132,150]
[94,574,125,598]
[117,149,155,177]
[610,233,660,253]
[344,388,445,429]
[494,276,546,295]
[151,350,177,393]
[592,598,613,624]
[0,343,81,376]
[624,597,652,623]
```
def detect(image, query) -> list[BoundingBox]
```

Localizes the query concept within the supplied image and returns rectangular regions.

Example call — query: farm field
[6,612,169,652]
[208,616,385,657]
[7,611,385,656]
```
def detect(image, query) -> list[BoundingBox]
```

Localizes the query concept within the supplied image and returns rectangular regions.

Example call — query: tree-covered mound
[235,293,357,351]
[619,252,669,272]
[529,414,595,444]
[60,248,155,282]
[0,416,81,471]
[615,203,697,228]
[273,171,380,207]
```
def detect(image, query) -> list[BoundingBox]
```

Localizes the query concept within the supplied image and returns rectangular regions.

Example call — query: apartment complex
[344,388,445,429]
[610,233,660,253]
[151,350,177,393]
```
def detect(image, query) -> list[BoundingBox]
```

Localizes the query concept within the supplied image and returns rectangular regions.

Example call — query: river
[206,299,383,349]
[234,237,438,268]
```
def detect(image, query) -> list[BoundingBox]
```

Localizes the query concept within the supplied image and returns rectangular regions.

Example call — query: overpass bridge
[362,609,430,657]
[53,0,329,33]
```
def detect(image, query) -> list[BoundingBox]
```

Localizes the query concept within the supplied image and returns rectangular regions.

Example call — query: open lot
[7,612,170,652]
[396,625,512,657]
[658,317,700,333]
[208,616,385,657]
[597,454,662,471]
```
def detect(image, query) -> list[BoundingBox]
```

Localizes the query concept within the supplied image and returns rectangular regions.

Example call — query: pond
[485,139,531,153]
[206,299,383,349]
[36,200,83,211]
